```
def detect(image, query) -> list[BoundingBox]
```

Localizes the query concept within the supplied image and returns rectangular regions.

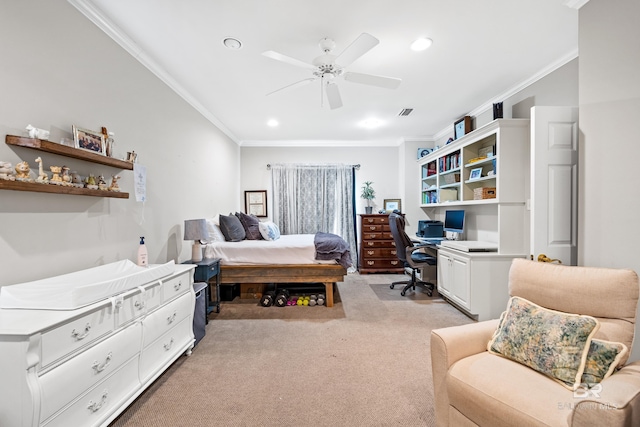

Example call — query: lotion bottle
[137,236,148,267]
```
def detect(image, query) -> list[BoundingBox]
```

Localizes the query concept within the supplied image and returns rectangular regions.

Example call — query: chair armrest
[430,320,499,427]
[571,361,640,426]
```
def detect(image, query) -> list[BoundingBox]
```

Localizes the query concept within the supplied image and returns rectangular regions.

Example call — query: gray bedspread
[314,232,352,270]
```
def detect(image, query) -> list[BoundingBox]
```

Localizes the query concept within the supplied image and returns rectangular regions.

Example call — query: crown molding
[68,0,239,144]
[564,0,590,10]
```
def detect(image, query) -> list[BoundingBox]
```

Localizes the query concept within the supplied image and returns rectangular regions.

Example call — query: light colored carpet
[109,273,473,426]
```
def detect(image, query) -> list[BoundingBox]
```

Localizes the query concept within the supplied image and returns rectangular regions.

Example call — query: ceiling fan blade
[335,33,379,67]
[325,82,343,109]
[343,71,401,89]
[266,78,316,96]
[262,50,316,70]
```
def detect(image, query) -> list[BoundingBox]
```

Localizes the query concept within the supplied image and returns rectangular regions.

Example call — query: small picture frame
[454,116,472,140]
[73,125,105,155]
[383,199,402,213]
[244,190,267,217]
[469,167,482,181]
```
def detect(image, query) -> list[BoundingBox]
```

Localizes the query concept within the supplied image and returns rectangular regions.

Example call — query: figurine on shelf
[25,124,50,140]
[70,171,83,188]
[108,175,121,192]
[85,174,98,190]
[49,165,63,184]
[15,161,33,182]
[61,166,72,186]
[97,174,107,191]
[34,157,49,183]
[0,161,16,181]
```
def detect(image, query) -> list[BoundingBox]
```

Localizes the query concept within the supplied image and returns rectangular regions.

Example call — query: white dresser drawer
[116,282,162,327]
[139,317,193,383]
[161,272,190,302]
[41,304,114,368]
[41,356,139,427]
[39,322,142,422]
[142,292,193,348]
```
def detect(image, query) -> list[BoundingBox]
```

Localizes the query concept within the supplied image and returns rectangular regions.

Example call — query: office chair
[388,212,437,297]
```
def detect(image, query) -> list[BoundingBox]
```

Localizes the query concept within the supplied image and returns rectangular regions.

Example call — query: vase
[365,206,373,214]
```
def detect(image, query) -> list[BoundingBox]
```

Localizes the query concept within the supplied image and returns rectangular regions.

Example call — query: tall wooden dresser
[359,214,404,274]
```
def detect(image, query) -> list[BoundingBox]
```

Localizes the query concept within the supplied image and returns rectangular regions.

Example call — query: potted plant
[361,181,376,214]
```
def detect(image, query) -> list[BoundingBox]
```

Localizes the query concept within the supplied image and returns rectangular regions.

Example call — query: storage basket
[474,187,496,200]
[442,173,460,184]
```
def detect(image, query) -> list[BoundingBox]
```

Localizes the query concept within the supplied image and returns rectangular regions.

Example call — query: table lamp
[184,219,209,262]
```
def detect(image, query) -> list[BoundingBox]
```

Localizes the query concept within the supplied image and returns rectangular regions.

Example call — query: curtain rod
[266,164,360,170]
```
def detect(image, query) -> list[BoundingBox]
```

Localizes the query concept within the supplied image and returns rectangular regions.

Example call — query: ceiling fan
[262,33,401,109]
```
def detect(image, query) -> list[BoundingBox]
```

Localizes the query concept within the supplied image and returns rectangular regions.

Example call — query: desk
[182,258,221,320]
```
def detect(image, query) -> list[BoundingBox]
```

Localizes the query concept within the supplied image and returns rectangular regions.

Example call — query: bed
[204,233,349,307]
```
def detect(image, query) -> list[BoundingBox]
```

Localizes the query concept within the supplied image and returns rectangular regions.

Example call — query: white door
[530,106,579,265]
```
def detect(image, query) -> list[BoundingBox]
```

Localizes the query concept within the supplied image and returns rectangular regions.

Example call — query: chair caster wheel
[427,291,433,297]
[390,284,395,289]
[401,290,406,296]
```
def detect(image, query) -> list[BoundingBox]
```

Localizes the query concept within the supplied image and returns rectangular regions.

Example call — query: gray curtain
[271,163,357,271]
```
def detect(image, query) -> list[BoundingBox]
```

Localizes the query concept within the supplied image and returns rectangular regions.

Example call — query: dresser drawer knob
[91,352,113,374]
[167,312,177,324]
[87,390,108,413]
[164,338,175,351]
[174,282,182,291]
[71,323,91,341]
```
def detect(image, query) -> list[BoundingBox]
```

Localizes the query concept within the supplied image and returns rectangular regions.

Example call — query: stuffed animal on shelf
[15,161,33,182]
[108,175,121,192]
[0,161,15,181]
[34,157,49,183]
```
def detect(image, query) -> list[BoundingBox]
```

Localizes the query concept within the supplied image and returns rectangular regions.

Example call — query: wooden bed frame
[219,264,347,307]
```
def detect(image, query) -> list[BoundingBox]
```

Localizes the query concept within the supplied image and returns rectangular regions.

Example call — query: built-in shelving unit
[2,135,132,199]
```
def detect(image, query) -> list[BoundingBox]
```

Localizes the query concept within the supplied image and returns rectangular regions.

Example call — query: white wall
[578,0,640,360]
[0,1,240,286]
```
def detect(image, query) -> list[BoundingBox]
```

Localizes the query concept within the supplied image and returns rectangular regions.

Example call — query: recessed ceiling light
[223,37,242,50]
[359,118,384,129]
[411,37,433,51]
[267,119,279,127]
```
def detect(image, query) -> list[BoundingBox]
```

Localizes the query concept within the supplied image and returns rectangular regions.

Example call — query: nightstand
[182,258,221,320]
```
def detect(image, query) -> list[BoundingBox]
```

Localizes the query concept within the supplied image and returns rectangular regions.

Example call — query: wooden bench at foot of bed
[219,264,347,307]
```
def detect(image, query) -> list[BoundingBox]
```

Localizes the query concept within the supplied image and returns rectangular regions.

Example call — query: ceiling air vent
[398,108,413,116]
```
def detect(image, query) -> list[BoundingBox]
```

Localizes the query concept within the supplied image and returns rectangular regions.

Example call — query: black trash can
[193,282,207,347]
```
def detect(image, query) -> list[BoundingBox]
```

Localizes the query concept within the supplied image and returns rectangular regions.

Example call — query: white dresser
[0,262,196,427]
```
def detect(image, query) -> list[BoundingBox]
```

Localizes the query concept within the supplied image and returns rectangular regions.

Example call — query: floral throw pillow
[582,339,628,384]
[488,296,599,390]
[258,221,280,241]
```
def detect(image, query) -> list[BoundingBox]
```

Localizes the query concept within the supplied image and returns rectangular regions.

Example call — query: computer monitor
[444,209,465,239]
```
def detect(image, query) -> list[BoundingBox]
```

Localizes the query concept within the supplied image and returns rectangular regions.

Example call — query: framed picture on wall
[244,190,267,217]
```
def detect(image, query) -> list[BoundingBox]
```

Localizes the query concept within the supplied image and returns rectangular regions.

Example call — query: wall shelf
[3,135,132,198]
[5,135,134,170]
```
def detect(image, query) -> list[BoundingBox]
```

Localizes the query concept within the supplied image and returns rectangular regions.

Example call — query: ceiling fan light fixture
[411,37,433,51]
[222,37,242,50]
[267,119,279,127]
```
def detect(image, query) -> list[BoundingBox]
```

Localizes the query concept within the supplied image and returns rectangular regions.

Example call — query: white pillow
[258,221,281,241]
[205,219,226,243]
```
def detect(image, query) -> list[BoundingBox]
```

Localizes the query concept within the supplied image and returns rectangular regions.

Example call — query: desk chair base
[390,268,435,297]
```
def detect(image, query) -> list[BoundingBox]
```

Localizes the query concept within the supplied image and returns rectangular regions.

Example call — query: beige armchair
[431,258,640,426]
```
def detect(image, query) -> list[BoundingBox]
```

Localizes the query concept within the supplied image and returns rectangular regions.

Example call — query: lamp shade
[184,219,209,242]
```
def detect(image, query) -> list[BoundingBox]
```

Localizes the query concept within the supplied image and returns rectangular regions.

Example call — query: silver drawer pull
[391,261,398,265]
[92,352,113,374]
[367,261,374,265]
[391,250,396,255]
[367,242,374,246]
[367,251,374,255]
[135,300,145,310]
[71,323,91,341]
[87,390,108,413]
[174,282,182,291]
[164,338,175,351]
[167,312,177,324]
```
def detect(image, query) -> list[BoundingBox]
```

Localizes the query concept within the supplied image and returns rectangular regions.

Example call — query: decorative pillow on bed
[488,296,599,391]
[258,221,280,241]
[581,339,628,384]
[205,218,226,243]
[219,213,246,242]
[235,212,263,240]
